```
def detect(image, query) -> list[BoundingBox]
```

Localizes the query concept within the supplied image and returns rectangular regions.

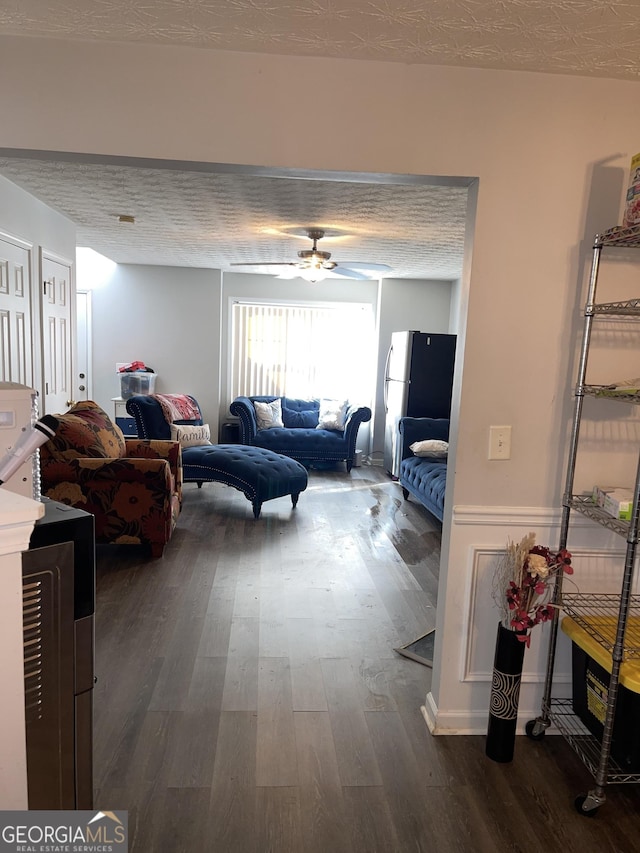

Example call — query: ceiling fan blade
[275,267,304,279]
[230,261,296,267]
[328,263,392,280]
[327,266,371,280]
[337,262,393,274]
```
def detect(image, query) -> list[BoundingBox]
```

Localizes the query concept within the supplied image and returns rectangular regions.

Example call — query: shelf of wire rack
[565,495,631,538]
[548,699,640,785]
[560,595,640,659]
[598,224,640,247]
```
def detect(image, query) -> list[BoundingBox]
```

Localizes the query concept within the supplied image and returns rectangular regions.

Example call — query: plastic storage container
[119,371,156,400]
[561,615,640,771]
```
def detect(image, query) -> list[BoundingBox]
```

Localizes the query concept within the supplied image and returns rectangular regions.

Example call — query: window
[230,300,375,402]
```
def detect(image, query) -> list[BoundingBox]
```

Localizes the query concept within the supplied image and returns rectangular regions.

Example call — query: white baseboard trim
[422,691,564,736]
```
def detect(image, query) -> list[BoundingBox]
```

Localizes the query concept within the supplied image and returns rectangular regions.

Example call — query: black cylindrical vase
[486,622,526,763]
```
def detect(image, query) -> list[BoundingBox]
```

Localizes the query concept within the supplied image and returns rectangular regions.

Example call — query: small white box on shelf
[602,488,634,522]
[592,484,624,508]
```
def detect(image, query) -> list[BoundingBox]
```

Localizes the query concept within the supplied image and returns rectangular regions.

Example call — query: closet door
[41,251,74,415]
[0,232,34,386]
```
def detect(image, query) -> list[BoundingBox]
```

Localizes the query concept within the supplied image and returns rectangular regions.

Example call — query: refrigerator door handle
[383,345,392,411]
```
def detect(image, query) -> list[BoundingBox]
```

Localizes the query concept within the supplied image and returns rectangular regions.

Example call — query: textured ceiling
[1,0,639,81]
[0,155,469,279]
[1,2,637,278]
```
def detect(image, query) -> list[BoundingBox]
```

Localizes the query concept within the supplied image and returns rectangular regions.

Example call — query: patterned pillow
[254,399,284,430]
[44,400,126,461]
[170,423,211,447]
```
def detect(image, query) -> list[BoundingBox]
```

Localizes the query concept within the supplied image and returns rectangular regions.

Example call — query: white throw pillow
[410,439,448,458]
[316,399,349,431]
[253,399,284,430]
[170,423,211,447]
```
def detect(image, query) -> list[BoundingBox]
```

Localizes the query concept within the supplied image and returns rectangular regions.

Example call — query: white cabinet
[112,397,137,437]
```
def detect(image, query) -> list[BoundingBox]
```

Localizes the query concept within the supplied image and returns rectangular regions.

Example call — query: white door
[0,232,34,387]
[41,251,74,415]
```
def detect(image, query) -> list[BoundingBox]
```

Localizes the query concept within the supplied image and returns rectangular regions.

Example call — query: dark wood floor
[93,465,640,852]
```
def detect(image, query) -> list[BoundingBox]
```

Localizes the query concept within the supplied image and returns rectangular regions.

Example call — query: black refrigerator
[383,331,456,477]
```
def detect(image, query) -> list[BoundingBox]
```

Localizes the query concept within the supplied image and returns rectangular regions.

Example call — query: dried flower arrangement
[492,532,573,646]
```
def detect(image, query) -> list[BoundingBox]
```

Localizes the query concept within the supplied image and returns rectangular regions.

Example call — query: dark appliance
[383,331,456,477]
[22,498,95,809]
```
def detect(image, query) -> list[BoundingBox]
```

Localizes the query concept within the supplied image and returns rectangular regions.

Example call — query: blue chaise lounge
[126,394,308,518]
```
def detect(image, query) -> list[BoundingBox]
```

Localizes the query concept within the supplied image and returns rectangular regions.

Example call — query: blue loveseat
[230,396,372,472]
[398,417,450,523]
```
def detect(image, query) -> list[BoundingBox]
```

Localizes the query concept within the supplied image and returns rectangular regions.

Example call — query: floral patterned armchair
[40,400,182,558]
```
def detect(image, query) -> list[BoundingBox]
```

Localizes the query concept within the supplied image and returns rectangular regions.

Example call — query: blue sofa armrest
[229,396,259,443]
[344,404,372,453]
[399,417,449,460]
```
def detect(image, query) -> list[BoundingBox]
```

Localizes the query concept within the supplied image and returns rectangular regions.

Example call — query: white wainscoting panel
[424,504,631,735]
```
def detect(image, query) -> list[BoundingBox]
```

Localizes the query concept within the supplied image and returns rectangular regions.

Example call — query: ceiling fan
[230,228,392,282]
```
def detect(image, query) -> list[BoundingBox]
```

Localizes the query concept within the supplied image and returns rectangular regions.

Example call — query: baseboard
[422,691,564,736]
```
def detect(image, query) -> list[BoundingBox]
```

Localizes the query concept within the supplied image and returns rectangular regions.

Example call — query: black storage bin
[220,421,240,443]
[562,615,640,771]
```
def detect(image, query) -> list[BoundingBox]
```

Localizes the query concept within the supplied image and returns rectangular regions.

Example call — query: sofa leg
[346,460,353,472]
[401,487,409,500]
[150,542,165,558]
[197,481,203,489]
[291,492,299,509]
[252,500,262,519]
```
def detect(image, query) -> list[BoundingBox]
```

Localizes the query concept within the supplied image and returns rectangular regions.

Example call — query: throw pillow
[44,400,126,461]
[316,399,349,431]
[170,423,211,447]
[282,407,319,429]
[253,399,284,430]
[410,439,448,458]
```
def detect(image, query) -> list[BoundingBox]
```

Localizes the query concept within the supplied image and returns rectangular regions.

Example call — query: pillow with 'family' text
[253,399,284,430]
[316,399,349,431]
[170,423,211,447]
[410,439,448,458]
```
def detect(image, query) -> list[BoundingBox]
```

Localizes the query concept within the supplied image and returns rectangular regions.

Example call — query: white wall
[0,174,76,260]
[3,35,640,733]
[90,264,222,432]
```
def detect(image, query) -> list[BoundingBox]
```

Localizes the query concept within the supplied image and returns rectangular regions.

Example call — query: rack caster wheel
[525,719,546,740]
[574,794,599,817]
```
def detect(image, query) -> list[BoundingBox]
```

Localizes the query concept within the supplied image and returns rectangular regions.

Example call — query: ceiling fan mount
[295,229,337,270]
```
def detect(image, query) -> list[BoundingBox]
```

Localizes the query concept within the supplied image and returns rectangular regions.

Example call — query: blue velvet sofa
[229,396,372,472]
[398,417,450,523]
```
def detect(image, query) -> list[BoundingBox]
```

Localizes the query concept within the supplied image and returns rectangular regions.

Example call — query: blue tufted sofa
[229,396,372,472]
[398,417,450,523]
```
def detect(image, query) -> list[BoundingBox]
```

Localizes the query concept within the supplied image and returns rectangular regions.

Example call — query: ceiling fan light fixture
[298,266,329,283]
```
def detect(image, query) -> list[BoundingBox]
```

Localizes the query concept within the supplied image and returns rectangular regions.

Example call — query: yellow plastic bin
[561,615,640,771]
